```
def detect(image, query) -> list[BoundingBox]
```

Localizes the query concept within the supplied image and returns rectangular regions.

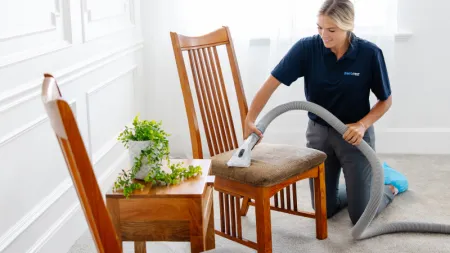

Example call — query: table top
[106,159,212,199]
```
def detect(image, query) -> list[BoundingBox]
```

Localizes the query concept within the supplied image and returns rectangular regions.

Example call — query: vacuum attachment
[227,133,260,168]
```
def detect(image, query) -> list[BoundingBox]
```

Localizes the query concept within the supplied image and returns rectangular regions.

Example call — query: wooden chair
[170,26,328,252]
[41,74,122,253]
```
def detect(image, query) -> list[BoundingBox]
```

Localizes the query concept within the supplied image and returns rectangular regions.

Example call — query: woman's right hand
[244,118,263,144]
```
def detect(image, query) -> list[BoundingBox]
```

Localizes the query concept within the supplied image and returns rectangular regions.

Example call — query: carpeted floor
[69,154,450,253]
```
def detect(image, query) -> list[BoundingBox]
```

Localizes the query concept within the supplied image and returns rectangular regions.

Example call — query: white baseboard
[375,129,450,155]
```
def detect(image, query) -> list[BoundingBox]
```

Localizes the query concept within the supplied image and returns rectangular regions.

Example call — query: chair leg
[240,197,251,216]
[255,188,272,253]
[314,164,328,239]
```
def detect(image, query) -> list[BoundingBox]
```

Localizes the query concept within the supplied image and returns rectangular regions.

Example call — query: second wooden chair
[170,26,328,253]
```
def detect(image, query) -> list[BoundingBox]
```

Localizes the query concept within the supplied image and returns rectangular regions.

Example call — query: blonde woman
[244,0,407,225]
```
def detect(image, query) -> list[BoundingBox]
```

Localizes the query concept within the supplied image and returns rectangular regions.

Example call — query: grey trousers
[306,120,395,225]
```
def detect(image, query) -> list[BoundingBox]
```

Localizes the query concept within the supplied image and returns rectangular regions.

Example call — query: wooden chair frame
[170,26,327,253]
[41,74,122,253]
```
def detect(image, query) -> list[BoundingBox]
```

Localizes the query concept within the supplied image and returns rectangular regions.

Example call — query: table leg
[134,241,146,253]
[190,195,216,253]
[189,208,204,253]
[205,203,215,250]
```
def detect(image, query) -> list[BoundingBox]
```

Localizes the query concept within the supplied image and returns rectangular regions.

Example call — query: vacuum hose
[249,101,450,239]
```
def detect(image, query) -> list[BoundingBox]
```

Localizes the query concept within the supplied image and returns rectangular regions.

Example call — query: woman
[244,0,406,225]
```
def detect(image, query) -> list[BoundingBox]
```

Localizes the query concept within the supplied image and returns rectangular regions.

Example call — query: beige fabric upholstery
[211,143,327,187]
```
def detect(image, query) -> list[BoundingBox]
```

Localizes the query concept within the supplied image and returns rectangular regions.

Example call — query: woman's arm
[343,95,392,145]
[360,95,392,128]
[244,75,281,140]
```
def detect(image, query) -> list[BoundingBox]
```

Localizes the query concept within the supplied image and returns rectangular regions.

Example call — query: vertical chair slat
[207,47,232,151]
[219,192,225,233]
[230,195,237,237]
[200,48,224,154]
[225,40,247,134]
[203,47,227,153]
[195,49,220,155]
[292,183,298,211]
[286,186,291,210]
[188,50,214,156]
[235,196,242,239]
[225,193,231,235]
[213,47,238,149]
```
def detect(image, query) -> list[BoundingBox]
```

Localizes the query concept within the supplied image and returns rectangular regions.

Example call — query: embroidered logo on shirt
[344,72,360,76]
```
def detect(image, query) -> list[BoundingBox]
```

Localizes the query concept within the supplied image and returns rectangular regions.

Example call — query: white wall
[376,0,450,154]
[0,0,144,252]
[142,0,450,157]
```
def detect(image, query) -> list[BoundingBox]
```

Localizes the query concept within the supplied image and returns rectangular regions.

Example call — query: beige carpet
[69,154,450,253]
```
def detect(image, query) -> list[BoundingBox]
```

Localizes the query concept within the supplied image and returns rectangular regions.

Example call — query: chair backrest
[41,74,122,253]
[170,26,248,158]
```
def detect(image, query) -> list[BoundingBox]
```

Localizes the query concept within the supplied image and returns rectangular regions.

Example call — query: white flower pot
[128,140,162,180]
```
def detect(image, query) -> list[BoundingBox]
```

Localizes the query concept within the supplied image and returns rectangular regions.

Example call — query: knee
[348,209,364,225]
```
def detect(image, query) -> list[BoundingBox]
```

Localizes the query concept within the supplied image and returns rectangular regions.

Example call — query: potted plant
[113,115,202,198]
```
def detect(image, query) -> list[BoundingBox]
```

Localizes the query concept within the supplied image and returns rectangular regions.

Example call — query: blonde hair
[319,0,355,37]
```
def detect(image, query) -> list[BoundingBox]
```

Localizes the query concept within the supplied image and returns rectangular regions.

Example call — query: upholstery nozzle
[227,133,260,168]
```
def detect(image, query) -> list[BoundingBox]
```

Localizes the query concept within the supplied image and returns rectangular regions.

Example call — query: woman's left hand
[343,121,367,145]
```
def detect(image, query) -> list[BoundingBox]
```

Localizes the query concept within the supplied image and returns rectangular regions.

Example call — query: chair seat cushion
[211,143,327,187]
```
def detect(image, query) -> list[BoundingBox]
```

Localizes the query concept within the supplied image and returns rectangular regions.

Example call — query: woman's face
[317,15,348,48]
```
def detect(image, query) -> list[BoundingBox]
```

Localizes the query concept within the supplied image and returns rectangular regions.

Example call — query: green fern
[113,115,202,198]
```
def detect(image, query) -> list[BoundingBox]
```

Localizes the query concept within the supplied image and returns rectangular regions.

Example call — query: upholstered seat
[212,143,327,187]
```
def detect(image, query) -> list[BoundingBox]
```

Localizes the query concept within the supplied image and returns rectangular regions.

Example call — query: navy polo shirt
[271,33,391,127]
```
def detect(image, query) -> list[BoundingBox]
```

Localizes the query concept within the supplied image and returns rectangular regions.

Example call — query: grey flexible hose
[250,101,450,239]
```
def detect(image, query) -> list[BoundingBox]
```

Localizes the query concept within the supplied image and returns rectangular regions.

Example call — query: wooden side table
[106,159,215,253]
